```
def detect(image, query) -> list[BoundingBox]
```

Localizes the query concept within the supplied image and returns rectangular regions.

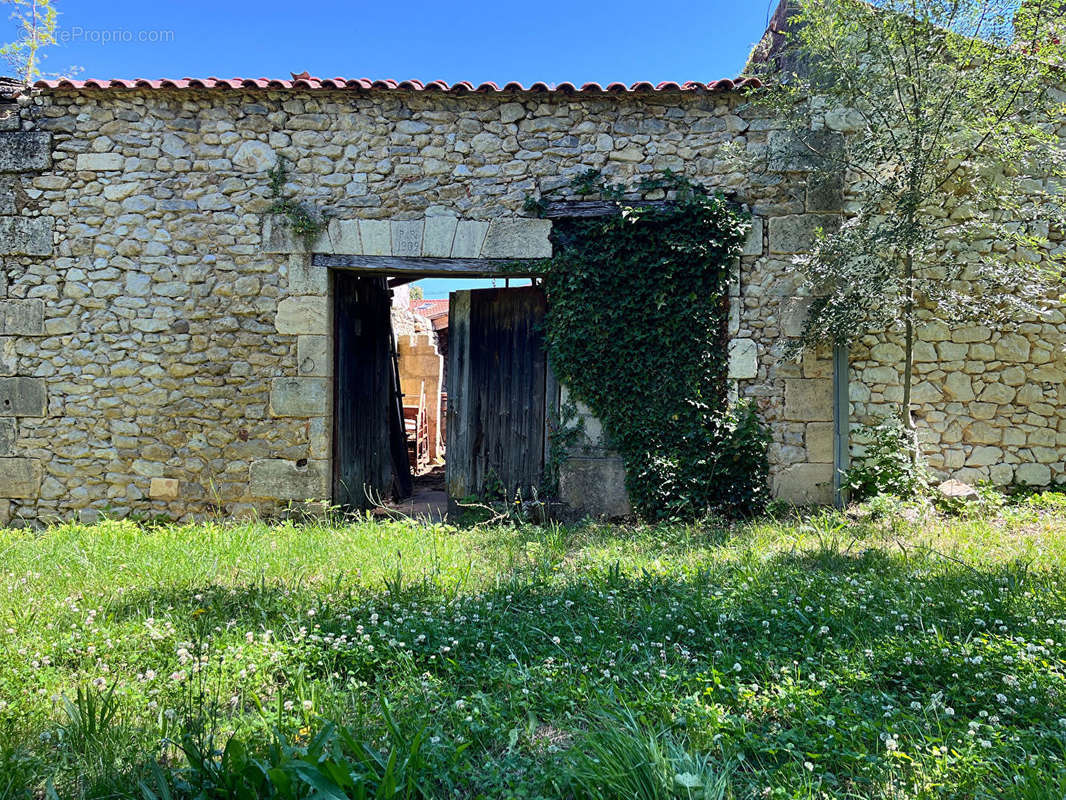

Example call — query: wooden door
[446,286,549,504]
[333,272,412,510]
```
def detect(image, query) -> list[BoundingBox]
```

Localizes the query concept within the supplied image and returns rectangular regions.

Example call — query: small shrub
[843,418,930,502]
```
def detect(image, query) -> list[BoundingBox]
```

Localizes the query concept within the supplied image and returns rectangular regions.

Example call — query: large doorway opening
[332,269,551,520]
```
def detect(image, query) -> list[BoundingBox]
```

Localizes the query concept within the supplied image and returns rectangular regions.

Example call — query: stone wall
[836,83,1066,490]
[0,80,894,522]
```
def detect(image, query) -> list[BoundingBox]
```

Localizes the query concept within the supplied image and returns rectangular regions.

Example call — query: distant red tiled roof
[34,75,762,94]
[410,298,449,319]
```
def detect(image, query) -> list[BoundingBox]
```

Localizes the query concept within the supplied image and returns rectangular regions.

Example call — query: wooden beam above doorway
[312,254,537,277]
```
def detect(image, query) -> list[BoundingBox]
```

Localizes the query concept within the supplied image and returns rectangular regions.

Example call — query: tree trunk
[901,251,916,435]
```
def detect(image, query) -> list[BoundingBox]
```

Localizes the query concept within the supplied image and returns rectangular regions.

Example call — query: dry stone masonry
[0,77,1060,523]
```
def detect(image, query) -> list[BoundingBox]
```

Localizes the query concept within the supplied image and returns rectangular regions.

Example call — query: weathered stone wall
[833,84,1066,489]
[0,82,845,522]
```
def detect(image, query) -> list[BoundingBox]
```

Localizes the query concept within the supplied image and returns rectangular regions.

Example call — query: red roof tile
[33,75,762,94]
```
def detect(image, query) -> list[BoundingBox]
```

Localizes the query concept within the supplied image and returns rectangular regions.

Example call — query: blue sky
[8,0,778,296]
[23,1,777,86]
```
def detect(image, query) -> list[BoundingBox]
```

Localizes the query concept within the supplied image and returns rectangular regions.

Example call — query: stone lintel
[263,215,551,259]
[480,218,552,258]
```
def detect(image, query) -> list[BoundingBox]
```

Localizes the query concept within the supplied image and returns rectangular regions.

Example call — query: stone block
[269,377,329,417]
[780,296,812,337]
[943,372,974,402]
[768,129,844,172]
[451,220,489,258]
[422,215,457,257]
[0,178,14,215]
[0,377,45,416]
[75,152,124,171]
[149,477,180,500]
[742,218,763,256]
[0,457,40,498]
[784,378,833,421]
[297,335,330,376]
[391,219,424,256]
[262,215,301,253]
[950,325,990,343]
[1016,462,1051,486]
[773,462,834,506]
[481,218,552,258]
[249,458,329,500]
[966,446,1003,467]
[286,254,328,295]
[0,132,51,172]
[316,219,361,254]
[232,140,276,172]
[769,214,840,254]
[728,297,740,336]
[275,295,328,335]
[358,219,391,255]
[0,216,53,256]
[559,455,631,519]
[728,338,758,380]
[806,422,835,463]
[802,348,833,379]
[0,418,15,455]
[0,300,43,335]
[994,334,1030,362]
[805,172,844,212]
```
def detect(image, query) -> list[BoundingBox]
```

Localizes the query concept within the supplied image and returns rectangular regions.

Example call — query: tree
[1,0,58,82]
[409,285,424,301]
[750,0,1066,435]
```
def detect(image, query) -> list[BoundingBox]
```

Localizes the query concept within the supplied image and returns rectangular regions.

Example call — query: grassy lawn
[2,498,1066,798]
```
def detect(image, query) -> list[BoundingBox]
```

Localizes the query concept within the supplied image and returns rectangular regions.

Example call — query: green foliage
[5,515,1066,797]
[843,417,931,501]
[565,707,733,800]
[267,157,328,249]
[141,706,446,800]
[532,171,770,519]
[0,0,57,81]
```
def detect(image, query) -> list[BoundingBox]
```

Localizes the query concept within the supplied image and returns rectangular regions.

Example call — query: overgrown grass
[2,498,1066,798]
